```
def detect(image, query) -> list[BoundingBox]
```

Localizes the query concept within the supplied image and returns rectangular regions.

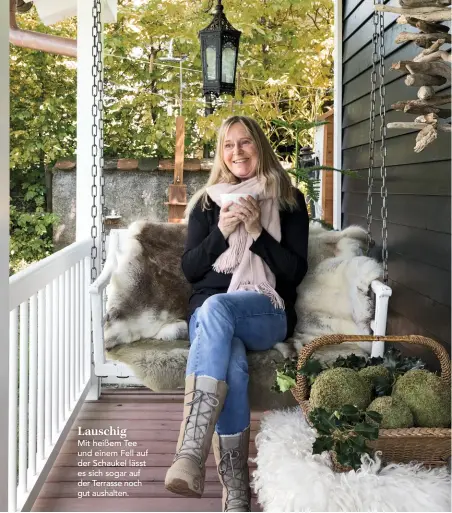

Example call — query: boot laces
[219,448,250,511]
[175,389,220,466]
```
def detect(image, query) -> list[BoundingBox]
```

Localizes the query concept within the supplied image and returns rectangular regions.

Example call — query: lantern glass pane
[206,46,217,80]
[222,44,236,83]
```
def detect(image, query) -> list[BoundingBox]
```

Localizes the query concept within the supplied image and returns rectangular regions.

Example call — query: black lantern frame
[199,0,241,97]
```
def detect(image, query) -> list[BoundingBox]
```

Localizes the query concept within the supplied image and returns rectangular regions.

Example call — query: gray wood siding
[341,0,451,359]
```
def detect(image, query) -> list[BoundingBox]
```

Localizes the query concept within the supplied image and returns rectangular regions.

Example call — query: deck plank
[31,389,263,512]
[32,497,261,511]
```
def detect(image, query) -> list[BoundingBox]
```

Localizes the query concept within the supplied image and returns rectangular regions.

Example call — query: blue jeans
[186,291,287,435]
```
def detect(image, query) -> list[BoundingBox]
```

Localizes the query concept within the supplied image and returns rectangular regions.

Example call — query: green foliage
[271,356,298,393]
[309,405,382,470]
[10,0,334,269]
[10,11,76,273]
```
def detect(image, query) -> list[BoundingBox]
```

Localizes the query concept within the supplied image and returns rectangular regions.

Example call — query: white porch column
[333,0,343,230]
[76,0,102,257]
[0,0,10,509]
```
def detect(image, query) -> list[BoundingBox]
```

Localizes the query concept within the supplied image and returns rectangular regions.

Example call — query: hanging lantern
[199,0,241,97]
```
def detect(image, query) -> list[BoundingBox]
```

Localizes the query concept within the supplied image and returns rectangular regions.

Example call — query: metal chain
[90,0,105,282]
[96,0,107,266]
[378,1,388,284]
[90,0,100,282]
[366,5,379,255]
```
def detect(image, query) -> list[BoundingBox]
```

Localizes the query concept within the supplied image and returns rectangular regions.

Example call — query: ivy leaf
[354,422,380,441]
[332,353,368,370]
[339,404,361,423]
[309,408,338,435]
[298,358,324,381]
[312,436,334,454]
[365,410,383,425]
[275,371,296,393]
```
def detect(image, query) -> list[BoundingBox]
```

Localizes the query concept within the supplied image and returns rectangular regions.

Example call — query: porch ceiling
[23,0,117,26]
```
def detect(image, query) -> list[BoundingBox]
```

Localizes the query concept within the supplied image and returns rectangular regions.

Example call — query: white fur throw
[105,221,381,357]
[252,408,451,512]
[104,222,382,396]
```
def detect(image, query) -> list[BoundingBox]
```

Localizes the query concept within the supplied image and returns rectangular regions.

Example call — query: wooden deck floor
[31,388,263,512]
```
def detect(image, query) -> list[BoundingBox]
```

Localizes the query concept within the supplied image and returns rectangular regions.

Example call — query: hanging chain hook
[90,0,106,283]
[378,1,389,284]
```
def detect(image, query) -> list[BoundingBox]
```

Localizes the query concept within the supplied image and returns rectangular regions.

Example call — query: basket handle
[292,334,451,404]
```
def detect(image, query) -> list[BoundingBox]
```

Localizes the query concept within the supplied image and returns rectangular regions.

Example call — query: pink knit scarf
[206,177,284,309]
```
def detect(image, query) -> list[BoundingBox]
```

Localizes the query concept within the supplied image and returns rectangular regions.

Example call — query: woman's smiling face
[223,122,258,181]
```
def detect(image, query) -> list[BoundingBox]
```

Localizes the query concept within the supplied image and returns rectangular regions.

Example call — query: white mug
[220,193,258,210]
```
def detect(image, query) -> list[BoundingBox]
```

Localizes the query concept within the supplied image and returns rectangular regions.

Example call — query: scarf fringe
[236,281,285,310]
[212,228,248,274]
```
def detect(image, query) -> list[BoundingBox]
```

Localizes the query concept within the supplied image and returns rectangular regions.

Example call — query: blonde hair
[186,116,297,215]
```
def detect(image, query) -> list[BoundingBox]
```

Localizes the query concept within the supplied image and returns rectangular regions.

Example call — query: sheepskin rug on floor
[251,408,451,512]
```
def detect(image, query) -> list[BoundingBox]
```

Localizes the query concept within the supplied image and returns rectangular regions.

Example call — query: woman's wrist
[249,228,262,240]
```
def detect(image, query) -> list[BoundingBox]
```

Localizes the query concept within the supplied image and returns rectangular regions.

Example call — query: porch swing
[89,1,393,407]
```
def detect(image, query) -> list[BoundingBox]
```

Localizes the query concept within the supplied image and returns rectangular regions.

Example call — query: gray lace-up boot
[165,374,228,498]
[213,426,251,512]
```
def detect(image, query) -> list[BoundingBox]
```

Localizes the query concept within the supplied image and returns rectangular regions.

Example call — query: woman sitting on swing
[165,115,310,511]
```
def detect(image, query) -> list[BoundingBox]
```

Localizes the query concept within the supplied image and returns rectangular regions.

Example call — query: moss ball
[367,396,414,429]
[310,367,372,410]
[392,369,451,428]
[359,365,391,386]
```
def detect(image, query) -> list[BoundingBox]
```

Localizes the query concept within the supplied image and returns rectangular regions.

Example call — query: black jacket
[181,187,309,339]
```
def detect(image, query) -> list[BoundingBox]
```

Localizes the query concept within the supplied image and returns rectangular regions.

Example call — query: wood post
[166,116,187,223]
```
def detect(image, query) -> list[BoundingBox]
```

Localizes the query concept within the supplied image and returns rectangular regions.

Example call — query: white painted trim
[20,378,92,512]
[9,239,91,311]
[29,0,117,26]
[0,0,9,508]
[333,0,343,230]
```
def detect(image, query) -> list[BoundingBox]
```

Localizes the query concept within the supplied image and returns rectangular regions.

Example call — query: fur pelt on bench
[104,221,382,401]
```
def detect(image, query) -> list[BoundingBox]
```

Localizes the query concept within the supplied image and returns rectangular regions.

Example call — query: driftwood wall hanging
[375,0,451,152]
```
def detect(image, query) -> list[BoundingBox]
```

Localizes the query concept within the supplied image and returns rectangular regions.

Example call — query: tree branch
[414,49,452,63]
[392,94,452,108]
[400,0,451,6]
[405,72,447,86]
[395,31,451,45]
[387,121,431,129]
[392,101,451,117]
[417,85,436,99]
[397,15,451,32]
[375,5,452,22]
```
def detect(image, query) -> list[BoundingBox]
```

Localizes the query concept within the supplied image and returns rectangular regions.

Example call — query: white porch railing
[8,239,94,512]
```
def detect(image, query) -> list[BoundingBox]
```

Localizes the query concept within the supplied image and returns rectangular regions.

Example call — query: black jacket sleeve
[181,200,229,283]
[249,189,309,285]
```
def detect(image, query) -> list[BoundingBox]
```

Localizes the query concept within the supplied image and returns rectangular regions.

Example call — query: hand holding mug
[218,201,242,239]
[233,195,262,239]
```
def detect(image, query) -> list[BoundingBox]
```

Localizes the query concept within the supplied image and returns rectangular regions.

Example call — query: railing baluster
[70,266,76,402]
[58,274,65,428]
[64,270,70,419]
[9,309,19,513]
[28,294,38,480]
[51,279,59,443]
[18,301,29,495]
[84,257,91,383]
[75,262,81,387]
[37,289,45,465]
[44,284,52,454]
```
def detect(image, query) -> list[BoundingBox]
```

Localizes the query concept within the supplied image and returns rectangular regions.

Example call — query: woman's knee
[200,294,234,321]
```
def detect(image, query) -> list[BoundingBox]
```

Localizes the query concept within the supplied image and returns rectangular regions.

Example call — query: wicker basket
[292,334,451,470]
